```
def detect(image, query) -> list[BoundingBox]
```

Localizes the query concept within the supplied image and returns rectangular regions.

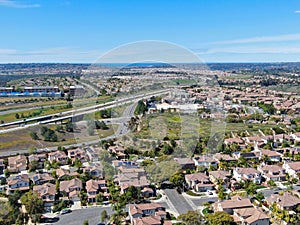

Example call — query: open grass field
[0,123,117,153]
[134,113,278,140]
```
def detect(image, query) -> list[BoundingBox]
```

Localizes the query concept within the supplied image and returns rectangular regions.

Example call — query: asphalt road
[163,189,194,215]
[258,185,300,198]
[188,196,218,206]
[54,206,113,225]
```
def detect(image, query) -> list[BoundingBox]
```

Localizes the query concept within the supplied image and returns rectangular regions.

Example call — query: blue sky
[0,0,300,63]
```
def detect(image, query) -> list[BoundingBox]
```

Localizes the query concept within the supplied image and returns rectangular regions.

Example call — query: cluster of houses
[0,147,109,212]
[1,128,300,224]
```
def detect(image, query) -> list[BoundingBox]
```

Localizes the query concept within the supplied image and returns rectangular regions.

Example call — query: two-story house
[185,172,214,192]
[28,154,46,169]
[59,178,82,201]
[7,174,30,194]
[129,203,166,224]
[209,170,232,189]
[266,192,300,211]
[257,164,286,182]
[233,167,262,184]
[30,173,55,185]
[33,182,56,208]
[283,161,300,178]
[193,155,217,169]
[67,148,88,163]
[86,179,107,203]
[259,149,281,162]
[48,151,68,165]
[233,207,270,225]
[7,155,27,173]
[212,196,253,215]
[82,162,103,178]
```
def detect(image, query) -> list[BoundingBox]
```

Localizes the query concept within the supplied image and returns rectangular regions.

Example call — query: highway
[0,89,169,134]
[0,90,167,157]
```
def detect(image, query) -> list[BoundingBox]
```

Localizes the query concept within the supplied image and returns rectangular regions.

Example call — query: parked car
[60,209,72,215]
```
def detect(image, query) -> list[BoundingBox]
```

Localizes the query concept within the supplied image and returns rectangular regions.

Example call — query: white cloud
[196,46,300,55]
[0,49,17,54]
[295,10,300,13]
[212,33,300,45]
[0,47,104,63]
[0,0,40,8]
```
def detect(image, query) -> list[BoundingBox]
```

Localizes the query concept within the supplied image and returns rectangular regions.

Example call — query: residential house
[85,146,99,162]
[7,174,30,194]
[33,183,56,207]
[224,137,244,145]
[0,159,5,175]
[233,207,270,225]
[266,192,300,211]
[257,164,286,182]
[129,203,166,224]
[117,167,150,193]
[133,216,162,225]
[108,145,126,160]
[86,179,107,203]
[82,161,103,178]
[213,153,237,163]
[283,161,300,178]
[28,154,46,169]
[213,195,253,215]
[67,148,88,163]
[243,136,265,149]
[56,168,78,180]
[30,173,55,185]
[233,167,262,184]
[290,132,300,142]
[233,152,259,161]
[209,170,231,189]
[7,155,27,173]
[141,187,155,198]
[174,157,195,170]
[185,172,214,192]
[259,149,281,162]
[193,155,217,169]
[48,151,68,165]
[59,178,82,201]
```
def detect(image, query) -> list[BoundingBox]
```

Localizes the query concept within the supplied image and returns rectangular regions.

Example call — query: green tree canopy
[205,211,236,225]
[178,210,203,225]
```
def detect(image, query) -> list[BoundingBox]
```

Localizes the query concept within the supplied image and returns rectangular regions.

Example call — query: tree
[28,146,37,155]
[15,113,20,119]
[20,190,43,223]
[28,161,39,172]
[134,100,147,115]
[255,192,265,202]
[217,185,227,200]
[30,131,39,140]
[205,211,236,225]
[244,181,257,196]
[169,172,185,188]
[162,143,174,155]
[66,120,75,132]
[126,186,141,202]
[101,210,109,224]
[95,120,108,130]
[178,210,203,225]
[267,180,276,187]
